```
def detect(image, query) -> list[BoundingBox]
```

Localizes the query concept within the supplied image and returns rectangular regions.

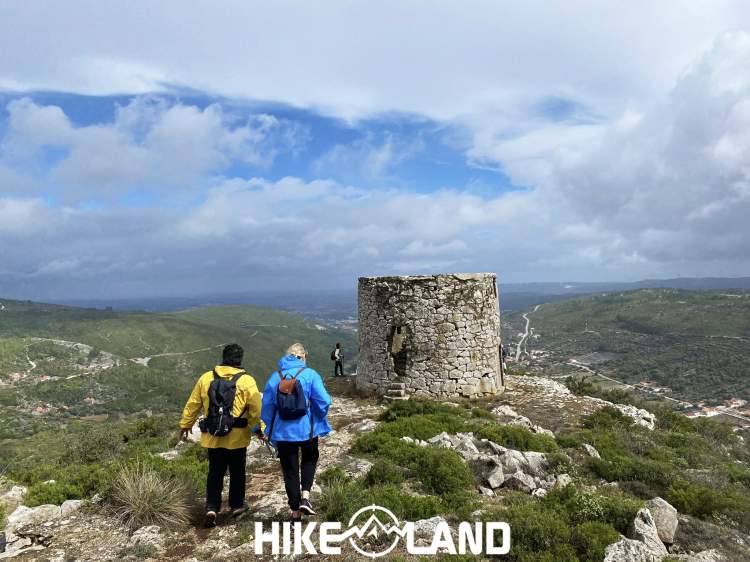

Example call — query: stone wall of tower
[357,273,504,399]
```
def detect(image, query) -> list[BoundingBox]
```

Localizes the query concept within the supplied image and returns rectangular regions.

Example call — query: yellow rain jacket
[180,365,263,449]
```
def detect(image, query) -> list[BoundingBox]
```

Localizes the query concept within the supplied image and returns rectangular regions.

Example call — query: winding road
[515,304,541,361]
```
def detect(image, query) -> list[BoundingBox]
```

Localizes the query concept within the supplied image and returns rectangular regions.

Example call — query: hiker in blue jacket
[261,342,332,522]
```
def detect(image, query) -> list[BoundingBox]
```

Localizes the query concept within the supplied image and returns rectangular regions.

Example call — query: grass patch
[107,462,190,530]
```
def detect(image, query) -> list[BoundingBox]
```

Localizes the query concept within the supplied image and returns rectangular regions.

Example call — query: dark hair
[222,343,244,367]
[336,342,341,347]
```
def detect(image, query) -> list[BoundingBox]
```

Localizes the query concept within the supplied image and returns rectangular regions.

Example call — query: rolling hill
[0,299,356,445]
[505,289,750,405]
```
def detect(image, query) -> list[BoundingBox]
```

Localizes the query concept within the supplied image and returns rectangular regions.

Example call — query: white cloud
[468,31,750,270]
[1,97,308,199]
[1,2,746,121]
[313,133,423,180]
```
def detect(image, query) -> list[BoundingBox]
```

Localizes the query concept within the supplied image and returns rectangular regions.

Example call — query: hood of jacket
[277,354,305,374]
[213,365,245,379]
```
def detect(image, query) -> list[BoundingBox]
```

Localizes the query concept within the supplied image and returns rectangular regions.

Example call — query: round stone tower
[357,273,504,399]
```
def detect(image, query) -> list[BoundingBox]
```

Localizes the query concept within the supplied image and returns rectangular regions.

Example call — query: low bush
[571,521,620,562]
[24,463,113,506]
[471,423,559,453]
[0,503,6,527]
[318,466,349,486]
[352,433,473,497]
[61,425,125,465]
[107,462,190,530]
[365,460,404,487]
[318,478,442,523]
[379,399,467,422]
[665,479,749,522]
[485,487,635,562]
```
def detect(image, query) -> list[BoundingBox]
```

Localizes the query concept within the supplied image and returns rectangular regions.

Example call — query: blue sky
[1,2,750,299]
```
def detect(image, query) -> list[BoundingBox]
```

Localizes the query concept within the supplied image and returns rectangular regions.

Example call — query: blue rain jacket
[261,354,333,443]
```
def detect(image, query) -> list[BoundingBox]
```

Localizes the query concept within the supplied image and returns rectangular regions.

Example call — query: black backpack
[199,370,249,437]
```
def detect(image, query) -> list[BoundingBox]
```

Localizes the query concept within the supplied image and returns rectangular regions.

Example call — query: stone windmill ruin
[356,273,504,400]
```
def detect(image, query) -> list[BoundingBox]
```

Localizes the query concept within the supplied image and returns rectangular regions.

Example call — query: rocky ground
[1,375,747,561]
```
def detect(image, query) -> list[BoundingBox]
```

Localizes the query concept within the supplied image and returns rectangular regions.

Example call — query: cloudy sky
[2,1,750,300]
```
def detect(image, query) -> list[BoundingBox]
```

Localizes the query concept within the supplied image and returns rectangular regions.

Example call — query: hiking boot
[204,510,217,528]
[299,498,316,516]
[231,505,249,519]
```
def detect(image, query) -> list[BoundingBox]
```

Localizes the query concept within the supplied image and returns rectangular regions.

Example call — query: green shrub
[665,479,750,521]
[571,521,620,562]
[0,502,6,527]
[497,500,573,560]
[582,406,633,431]
[365,460,404,487]
[318,478,441,523]
[379,399,466,422]
[108,462,190,530]
[61,425,125,465]
[471,423,558,453]
[318,466,349,486]
[352,433,473,497]
[376,413,467,441]
[25,464,113,506]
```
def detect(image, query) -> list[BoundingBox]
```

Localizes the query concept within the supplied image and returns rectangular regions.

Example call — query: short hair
[222,343,244,367]
[286,342,307,359]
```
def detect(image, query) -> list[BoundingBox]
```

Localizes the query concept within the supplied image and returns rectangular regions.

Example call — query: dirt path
[128,335,257,366]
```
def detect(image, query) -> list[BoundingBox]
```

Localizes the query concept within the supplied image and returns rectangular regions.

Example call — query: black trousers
[277,438,319,510]
[206,447,247,511]
[334,360,344,377]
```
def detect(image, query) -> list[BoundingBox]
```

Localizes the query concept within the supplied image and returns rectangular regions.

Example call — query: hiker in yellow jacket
[179,343,265,527]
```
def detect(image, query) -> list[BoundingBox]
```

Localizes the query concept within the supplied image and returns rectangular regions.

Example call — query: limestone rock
[672,550,726,562]
[646,497,678,545]
[347,419,378,432]
[0,487,27,513]
[6,504,62,534]
[503,471,536,493]
[129,525,164,550]
[604,536,662,562]
[531,488,548,498]
[413,516,447,534]
[485,463,505,489]
[555,474,573,488]
[627,508,668,558]
[583,444,601,459]
[587,397,657,430]
[60,500,82,517]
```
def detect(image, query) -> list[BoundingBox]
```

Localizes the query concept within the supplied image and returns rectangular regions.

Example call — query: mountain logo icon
[345,504,405,558]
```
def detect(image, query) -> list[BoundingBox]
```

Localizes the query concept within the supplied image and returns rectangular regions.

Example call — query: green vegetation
[512,289,750,402]
[0,298,355,458]
[485,487,639,562]
[558,401,750,531]
[4,415,207,515]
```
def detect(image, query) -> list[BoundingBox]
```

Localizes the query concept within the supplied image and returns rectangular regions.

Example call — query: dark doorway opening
[387,325,410,377]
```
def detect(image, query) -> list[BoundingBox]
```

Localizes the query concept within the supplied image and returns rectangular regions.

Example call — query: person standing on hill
[262,343,332,522]
[332,342,344,377]
[179,343,265,528]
